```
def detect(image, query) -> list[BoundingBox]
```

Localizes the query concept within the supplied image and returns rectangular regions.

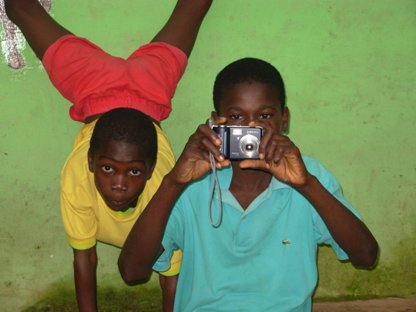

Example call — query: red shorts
[42,35,187,122]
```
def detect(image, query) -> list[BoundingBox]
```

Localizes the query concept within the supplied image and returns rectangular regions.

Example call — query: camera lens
[245,144,254,151]
[239,134,259,158]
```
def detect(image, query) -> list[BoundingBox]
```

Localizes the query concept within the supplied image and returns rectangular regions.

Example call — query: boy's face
[213,81,289,133]
[88,140,155,212]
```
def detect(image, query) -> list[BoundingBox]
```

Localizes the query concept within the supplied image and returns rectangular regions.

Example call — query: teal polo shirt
[154,156,359,312]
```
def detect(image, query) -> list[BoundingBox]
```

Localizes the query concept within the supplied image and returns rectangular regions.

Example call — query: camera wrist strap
[207,118,223,227]
[208,152,223,227]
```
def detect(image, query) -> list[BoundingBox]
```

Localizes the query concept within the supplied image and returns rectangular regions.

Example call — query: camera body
[212,125,263,160]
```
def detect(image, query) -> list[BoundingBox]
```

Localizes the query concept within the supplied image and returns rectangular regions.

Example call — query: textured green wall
[1,0,415,310]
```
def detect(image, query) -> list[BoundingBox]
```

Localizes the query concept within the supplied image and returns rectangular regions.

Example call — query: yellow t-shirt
[60,119,180,275]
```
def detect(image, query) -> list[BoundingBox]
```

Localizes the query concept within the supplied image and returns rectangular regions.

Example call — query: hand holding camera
[169,117,230,185]
[210,120,309,187]
[173,116,308,188]
[235,124,309,188]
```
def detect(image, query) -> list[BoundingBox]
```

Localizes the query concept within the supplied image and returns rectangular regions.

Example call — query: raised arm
[4,0,71,60]
[118,119,228,284]
[241,124,379,268]
[151,0,213,57]
[294,174,379,268]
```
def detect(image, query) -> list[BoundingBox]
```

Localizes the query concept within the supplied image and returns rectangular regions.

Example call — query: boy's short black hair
[213,57,286,111]
[89,108,157,165]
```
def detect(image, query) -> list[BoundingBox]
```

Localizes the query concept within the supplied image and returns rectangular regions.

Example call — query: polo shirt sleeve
[153,198,184,273]
[60,168,98,250]
[61,192,97,250]
[308,159,361,261]
[60,125,98,250]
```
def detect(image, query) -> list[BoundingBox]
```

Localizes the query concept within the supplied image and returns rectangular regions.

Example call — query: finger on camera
[265,138,291,162]
[199,147,229,169]
[213,157,230,169]
[258,128,276,158]
[273,142,297,164]
[239,159,267,170]
[205,117,226,128]
[261,135,286,161]
[210,115,227,125]
[196,124,222,146]
[264,145,287,165]
[200,137,223,162]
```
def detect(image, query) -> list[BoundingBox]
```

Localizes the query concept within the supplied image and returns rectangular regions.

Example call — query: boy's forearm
[296,174,379,268]
[73,248,98,311]
[74,271,98,312]
[118,173,187,285]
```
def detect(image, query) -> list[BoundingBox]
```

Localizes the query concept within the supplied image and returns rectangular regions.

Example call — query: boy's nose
[245,119,262,127]
[241,118,255,127]
[112,183,128,192]
[111,176,127,191]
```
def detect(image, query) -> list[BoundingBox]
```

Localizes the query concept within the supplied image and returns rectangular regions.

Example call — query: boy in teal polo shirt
[119,58,379,311]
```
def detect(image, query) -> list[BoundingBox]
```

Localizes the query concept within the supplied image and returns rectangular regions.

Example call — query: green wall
[1,0,415,310]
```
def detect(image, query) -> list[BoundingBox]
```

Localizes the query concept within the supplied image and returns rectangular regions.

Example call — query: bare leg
[4,0,70,60]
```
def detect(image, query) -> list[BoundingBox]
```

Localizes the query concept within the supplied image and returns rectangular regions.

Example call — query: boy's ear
[211,111,218,119]
[281,107,290,133]
[87,149,94,173]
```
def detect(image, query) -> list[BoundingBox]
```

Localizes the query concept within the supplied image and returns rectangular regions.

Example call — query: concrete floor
[313,297,416,312]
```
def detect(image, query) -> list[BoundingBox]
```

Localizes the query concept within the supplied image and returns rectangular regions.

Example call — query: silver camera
[212,125,263,160]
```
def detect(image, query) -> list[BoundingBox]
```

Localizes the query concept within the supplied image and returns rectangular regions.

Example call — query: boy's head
[88,108,157,211]
[212,57,289,134]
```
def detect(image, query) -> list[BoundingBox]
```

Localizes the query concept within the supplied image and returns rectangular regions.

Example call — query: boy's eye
[260,113,272,119]
[129,169,142,176]
[101,165,113,173]
[230,114,242,120]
